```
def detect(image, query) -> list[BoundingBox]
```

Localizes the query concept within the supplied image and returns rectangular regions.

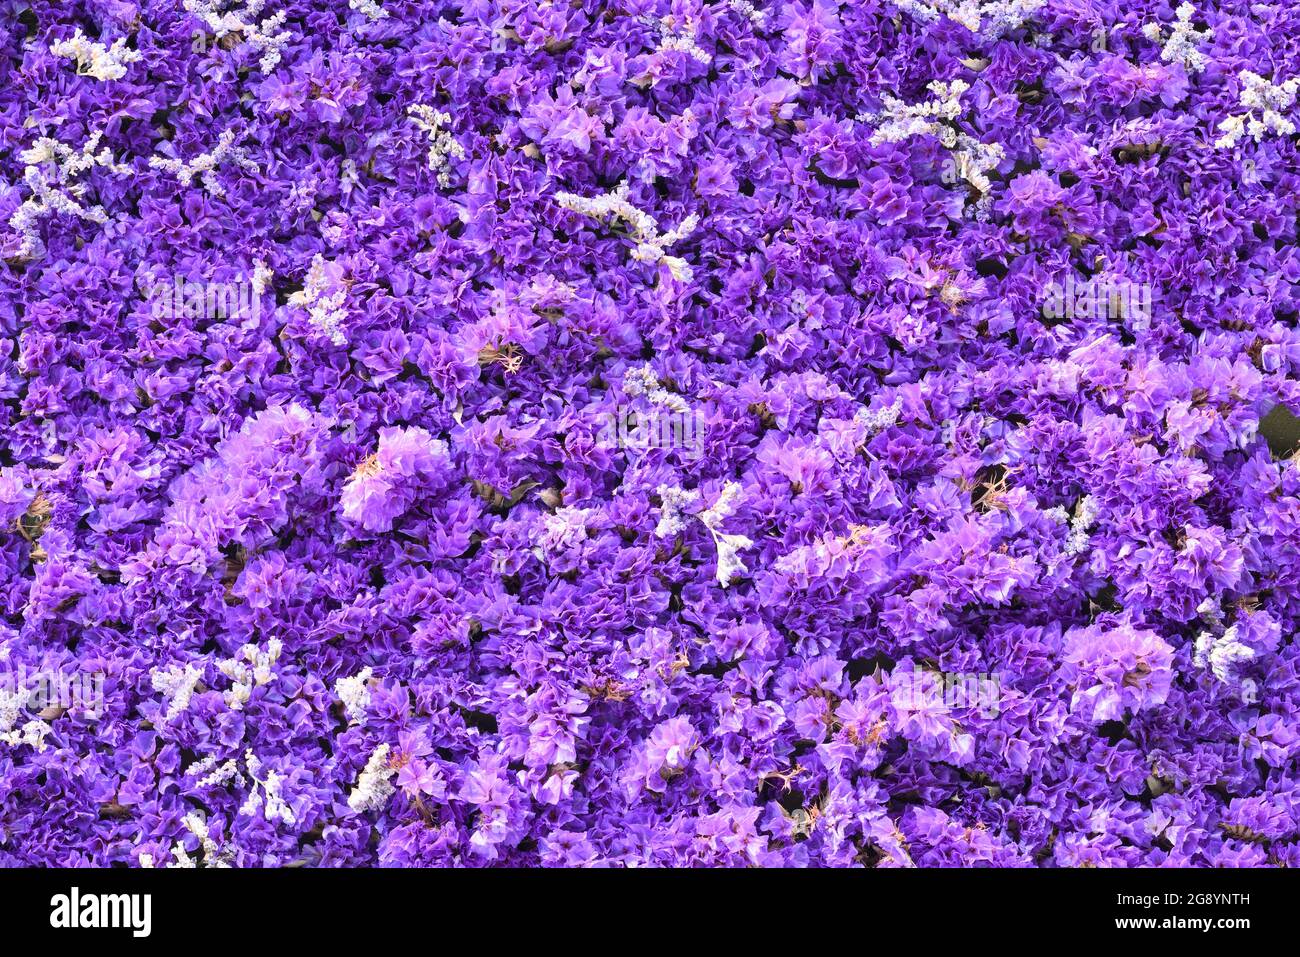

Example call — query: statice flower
[1193,625,1255,684]
[4,0,1300,872]
[348,745,398,814]
[49,30,141,81]
[1063,625,1176,722]
[335,668,374,725]
[6,130,128,261]
[1216,71,1300,148]
[341,427,452,532]
[184,0,292,72]
[148,129,258,197]
[288,255,350,345]
[556,182,698,282]
[656,482,753,586]
[1142,4,1213,74]
[407,106,466,188]
[891,0,1045,39]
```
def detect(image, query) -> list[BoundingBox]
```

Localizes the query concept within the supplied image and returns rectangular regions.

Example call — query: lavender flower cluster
[1,0,1298,868]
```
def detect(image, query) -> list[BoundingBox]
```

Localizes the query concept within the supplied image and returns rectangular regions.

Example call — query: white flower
[656,481,753,586]
[890,0,1044,39]
[0,687,23,739]
[49,29,142,81]
[655,485,701,538]
[408,105,466,187]
[240,750,295,825]
[187,754,245,788]
[1216,71,1299,148]
[168,811,233,867]
[349,0,389,18]
[0,719,52,751]
[1193,625,1256,684]
[148,128,257,197]
[7,130,128,262]
[642,14,711,64]
[556,182,698,282]
[151,663,204,721]
[217,639,281,711]
[859,80,1004,200]
[167,846,197,868]
[711,529,754,586]
[1043,494,1100,571]
[348,743,397,813]
[698,482,753,586]
[856,397,903,433]
[698,480,744,528]
[183,0,292,72]
[945,133,1005,196]
[251,259,274,296]
[1143,4,1212,74]
[858,81,969,144]
[623,365,691,413]
[1064,494,1099,555]
[726,0,767,25]
[335,667,374,725]
[288,254,350,344]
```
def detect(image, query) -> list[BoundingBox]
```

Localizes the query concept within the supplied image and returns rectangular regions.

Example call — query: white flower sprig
[251,258,274,295]
[240,750,295,825]
[856,397,903,433]
[0,720,51,751]
[335,667,373,725]
[150,662,204,721]
[858,80,1004,198]
[1215,71,1300,148]
[407,105,466,187]
[642,14,712,64]
[0,685,52,751]
[49,29,142,81]
[1062,494,1099,556]
[656,481,754,587]
[148,128,257,197]
[726,0,767,25]
[0,687,24,742]
[349,0,389,19]
[167,812,233,868]
[288,254,350,345]
[655,486,701,539]
[348,743,398,813]
[217,638,282,711]
[1142,4,1212,74]
[187,753,246,789]
[1044,493,1100,570]
[183,0,291,71]
[556,182,698,282]
[890,0,1044,39]
[1193,624,1255,684]
[623,364,691,413]
[7,130,129,262]
[857,81,968,143]
[184,750,293,826]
